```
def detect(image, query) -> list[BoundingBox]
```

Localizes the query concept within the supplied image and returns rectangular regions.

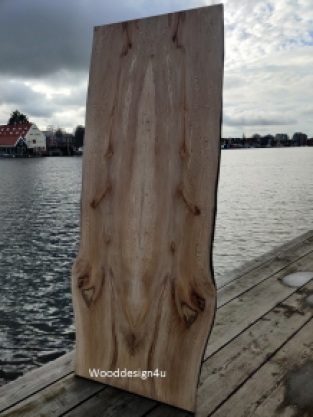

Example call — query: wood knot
[180,147,187,158]
[90,183,112,209]
[192,292,205,311]
[105,147,113,159]
[82,287,95,307]
[121,22,132,56]
[171,13,184,50]
[181,303,198,328]
[177,185,201,216]
[170,242,176,253]
[171,279,176,300]
[78,274,90,289]
[126,332,140,355]
[105,235,111,245]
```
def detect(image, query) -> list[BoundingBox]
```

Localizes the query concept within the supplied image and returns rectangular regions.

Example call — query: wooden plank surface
[1,375,105,417]
[204,249,313,358]
[64,385,157,417]
[196,280,313,416]
[0,352,74,414]
[72,4,223,412]
[253,361,313,417]
[216,234,313,308]
[217,230,313,288]
[211,318,313,417]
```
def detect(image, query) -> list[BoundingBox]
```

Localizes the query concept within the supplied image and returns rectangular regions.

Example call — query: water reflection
[0,157,79,385]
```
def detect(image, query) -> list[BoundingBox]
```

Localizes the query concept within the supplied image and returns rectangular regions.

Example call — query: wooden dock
[1,230,313,416]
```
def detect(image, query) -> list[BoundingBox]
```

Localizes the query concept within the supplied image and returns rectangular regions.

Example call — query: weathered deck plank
[196,280,313,416]
[64,386,157,417]
[211,317,313,417]
[217,230,313,288]
[0,352,74,414]
[253,374,312,417]
[216,235,313,308]
[205,248,313,358]
[1,374,106,417]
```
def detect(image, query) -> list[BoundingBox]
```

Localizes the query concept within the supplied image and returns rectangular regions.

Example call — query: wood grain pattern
[71,4,223,412]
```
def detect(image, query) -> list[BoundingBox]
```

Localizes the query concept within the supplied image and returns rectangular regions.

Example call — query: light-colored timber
[1,230,313,416]
[71,4,224,412]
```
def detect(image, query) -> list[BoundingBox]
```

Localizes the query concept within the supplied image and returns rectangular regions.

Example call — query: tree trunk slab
[72,4,224,412]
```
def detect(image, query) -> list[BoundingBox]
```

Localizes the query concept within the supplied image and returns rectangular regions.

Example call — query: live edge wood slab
[71,4,224,412]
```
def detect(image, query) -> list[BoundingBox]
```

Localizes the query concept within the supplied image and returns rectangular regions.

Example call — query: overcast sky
[0,0,312,137]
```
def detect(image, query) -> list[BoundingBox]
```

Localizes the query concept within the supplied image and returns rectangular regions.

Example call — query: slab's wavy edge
[72,4,224,412]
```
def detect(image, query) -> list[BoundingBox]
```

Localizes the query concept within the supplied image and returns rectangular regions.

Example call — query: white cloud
[218,0,313,137]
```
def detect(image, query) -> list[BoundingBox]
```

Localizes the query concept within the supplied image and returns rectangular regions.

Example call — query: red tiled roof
[0,123,32,146]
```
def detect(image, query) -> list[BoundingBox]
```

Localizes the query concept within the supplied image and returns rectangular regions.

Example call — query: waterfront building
[275,133,289,147]
[261,134,274,147]
[0,123,46,155]
[292,132,307,146]
[42,131,75,156]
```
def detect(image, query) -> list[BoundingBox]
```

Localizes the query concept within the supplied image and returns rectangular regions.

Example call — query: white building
[0,123,46,154]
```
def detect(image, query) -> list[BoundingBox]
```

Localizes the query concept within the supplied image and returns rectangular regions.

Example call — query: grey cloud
[24,103,56,118]
[0,0,201,79]
[43,70,88,88]
[224,114,296,126]
[0,81,40,105]
[0,0,143,78]
[0,78,74,119]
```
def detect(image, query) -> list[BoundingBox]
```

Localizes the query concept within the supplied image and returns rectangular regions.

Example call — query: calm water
[0,148,313,385]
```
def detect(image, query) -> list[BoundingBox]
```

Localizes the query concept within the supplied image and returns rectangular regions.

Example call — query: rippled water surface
[1,148,313,385]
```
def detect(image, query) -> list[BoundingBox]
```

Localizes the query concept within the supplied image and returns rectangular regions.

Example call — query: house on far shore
[0,123,46,155]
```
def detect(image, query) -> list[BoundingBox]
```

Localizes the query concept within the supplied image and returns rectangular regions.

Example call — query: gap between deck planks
[1,230,313,416]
